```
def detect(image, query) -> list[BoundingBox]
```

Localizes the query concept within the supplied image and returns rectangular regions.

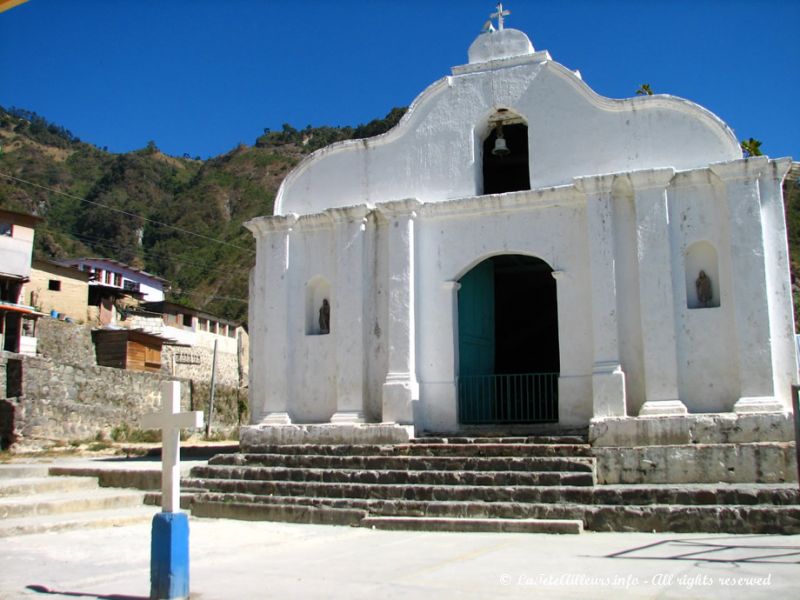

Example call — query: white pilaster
[711,158,782,413]
[757,158,797,410]
[628,168,688,417]
[244,214,297,425]
[575,175,626,418]
[376,199,421,425]
[328,205,369,423]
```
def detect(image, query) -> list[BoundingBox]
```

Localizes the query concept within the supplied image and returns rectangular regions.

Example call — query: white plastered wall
[246,27,797,432]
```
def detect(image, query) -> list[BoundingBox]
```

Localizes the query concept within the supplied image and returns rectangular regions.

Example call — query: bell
[492,135,510,157]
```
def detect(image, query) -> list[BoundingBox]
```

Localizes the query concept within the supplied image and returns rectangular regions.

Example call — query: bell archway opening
[482,114,530,195]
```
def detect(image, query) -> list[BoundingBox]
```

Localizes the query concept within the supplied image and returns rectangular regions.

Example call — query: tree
[636,83,654,96]
[741,138,763,157]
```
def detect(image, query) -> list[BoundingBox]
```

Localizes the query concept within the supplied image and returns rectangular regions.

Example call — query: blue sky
[1,0,798,160]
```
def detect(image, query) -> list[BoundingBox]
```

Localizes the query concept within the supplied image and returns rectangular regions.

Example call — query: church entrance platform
[240,423,415,446]
[183,432,800,535]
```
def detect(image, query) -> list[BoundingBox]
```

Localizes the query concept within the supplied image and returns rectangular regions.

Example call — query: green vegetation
[0,105,407,324]
[110,423,162,443]
[741,137,763,157]
[255,106,407,151]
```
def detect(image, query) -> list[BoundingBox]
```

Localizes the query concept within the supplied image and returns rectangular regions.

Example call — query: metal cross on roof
[490,3,511,31]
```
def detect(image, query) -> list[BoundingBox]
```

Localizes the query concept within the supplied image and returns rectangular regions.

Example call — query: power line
[40,227,253,279]
[175,290,249,303]
[38,228,250,304]
[0,171,256,254]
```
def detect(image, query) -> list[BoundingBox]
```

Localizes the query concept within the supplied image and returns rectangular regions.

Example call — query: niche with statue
[684,241,720,309]
[305,276,331,335]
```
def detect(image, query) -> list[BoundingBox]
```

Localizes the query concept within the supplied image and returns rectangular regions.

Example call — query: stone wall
[2,353,244,449]
[0,354,6,398]
[162,344,243,388]
[188,380,248,432]
[36,318,96,368]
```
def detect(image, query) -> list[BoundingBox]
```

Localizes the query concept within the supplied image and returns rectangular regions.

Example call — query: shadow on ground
[26,584,147,600]
[607,536,800,564]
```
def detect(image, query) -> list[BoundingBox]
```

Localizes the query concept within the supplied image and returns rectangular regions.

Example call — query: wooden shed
[92,329,165,373]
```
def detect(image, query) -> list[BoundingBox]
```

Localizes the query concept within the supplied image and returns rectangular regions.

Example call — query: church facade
[245,20,797,446]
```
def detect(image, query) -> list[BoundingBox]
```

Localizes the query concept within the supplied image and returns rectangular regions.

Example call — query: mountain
[1,107,798,328]
[0,106,405,324]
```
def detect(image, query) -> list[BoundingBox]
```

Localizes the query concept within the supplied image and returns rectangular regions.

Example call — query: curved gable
[276,34,740,216]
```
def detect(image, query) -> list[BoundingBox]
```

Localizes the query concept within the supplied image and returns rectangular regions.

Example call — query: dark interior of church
[492,255,559,375]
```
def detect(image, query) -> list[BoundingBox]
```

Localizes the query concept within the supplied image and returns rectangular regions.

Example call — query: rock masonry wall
[1,354,246,448]
[161,344,243,388]
[36,318,96,368]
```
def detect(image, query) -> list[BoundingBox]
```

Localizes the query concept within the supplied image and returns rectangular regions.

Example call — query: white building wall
[0,224,34,279]
[248,158,798,432]
[670,170,740,412]
[415,189,594,431]
[246,27,797,434]
[73,259,165,302]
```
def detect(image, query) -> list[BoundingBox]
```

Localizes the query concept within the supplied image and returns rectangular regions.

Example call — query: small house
[0,209,43,355]
[57,258,168,303]
[92,329,166,373]
[22,259,90,322]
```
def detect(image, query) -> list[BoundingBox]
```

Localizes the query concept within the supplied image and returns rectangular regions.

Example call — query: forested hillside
[0,106,405,324]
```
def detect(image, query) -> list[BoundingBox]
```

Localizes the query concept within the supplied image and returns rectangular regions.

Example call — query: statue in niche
[696,270,713,307]
[319,298,330,334]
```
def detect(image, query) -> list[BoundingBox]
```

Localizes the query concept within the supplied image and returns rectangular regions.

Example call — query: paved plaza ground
[1,517,797,599]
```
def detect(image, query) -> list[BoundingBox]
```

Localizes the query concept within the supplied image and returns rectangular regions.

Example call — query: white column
[629,168,688,417]
[711,158,783,413]
[244,214,297,424]
[575,175,626,418]
[328,205,369,423]
[377,199,421,424]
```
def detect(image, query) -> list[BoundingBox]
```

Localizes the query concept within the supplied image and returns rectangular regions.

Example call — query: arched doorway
[457,255,559,424]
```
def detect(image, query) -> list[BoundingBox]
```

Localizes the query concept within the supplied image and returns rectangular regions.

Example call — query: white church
[244,8,797,450]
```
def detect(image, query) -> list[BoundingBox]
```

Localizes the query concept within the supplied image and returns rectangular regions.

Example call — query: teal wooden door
[458,260,495,422]
[458,260,495,377]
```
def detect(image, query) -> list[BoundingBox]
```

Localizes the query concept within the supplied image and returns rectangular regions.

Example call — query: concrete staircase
[0,464,158,537]
[183,435,800,534]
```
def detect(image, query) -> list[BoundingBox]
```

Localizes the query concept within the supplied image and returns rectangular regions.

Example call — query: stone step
[185,477,797,506]
[0,475,99,497]
[0,505,159,537]
[208,453,595,473]
[49,466,161,491]
[144,490,203,510]
[0,488,147,519]
[190,465,595,487]
[0,464,49,479]
[191,492,800,534]
[361,516,583,534]
[192,498,366,526]
[413,436,588,445]
[239,443,592,458]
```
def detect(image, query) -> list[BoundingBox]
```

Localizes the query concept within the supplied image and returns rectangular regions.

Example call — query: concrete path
[1,518,797,599]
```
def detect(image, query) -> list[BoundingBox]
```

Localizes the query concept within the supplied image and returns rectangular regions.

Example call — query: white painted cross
[490,3,511,31]
[140,381,203,513]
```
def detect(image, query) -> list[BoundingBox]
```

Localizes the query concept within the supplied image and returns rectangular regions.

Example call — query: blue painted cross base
[150,512,190,600]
